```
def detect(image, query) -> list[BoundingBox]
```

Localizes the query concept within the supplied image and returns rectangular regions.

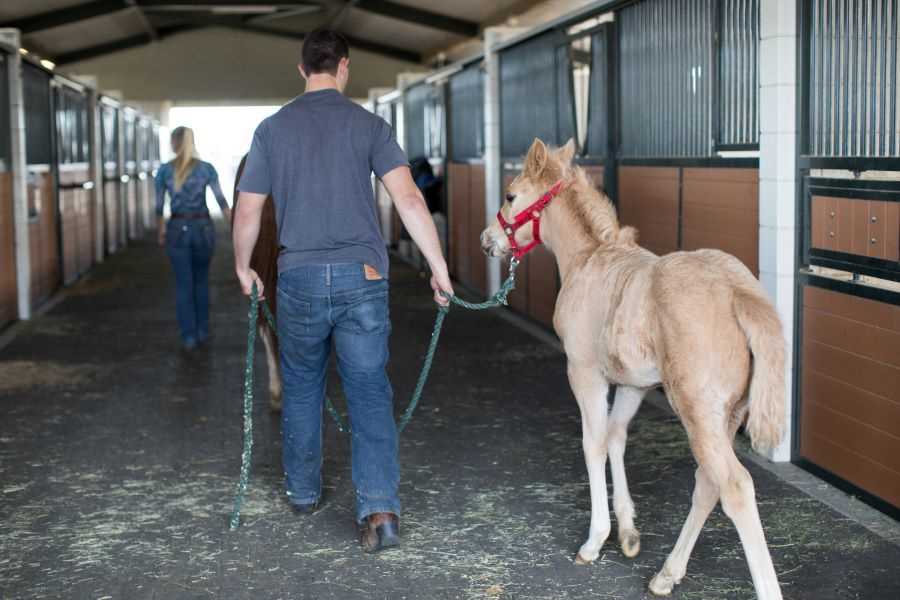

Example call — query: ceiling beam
[54,24,199,65]
[0,0,129,34]
[232,23,421,64]
[355,0,478,37]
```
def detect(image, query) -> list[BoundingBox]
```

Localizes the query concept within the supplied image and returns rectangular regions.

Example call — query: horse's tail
[733,287,786,454]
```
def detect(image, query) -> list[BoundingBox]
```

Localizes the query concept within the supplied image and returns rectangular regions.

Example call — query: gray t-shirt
[238,89,408,276]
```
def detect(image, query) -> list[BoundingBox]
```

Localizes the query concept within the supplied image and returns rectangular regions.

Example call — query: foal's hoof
[574,543,600,565]
[619,529,641,558]
[648,570,680,597]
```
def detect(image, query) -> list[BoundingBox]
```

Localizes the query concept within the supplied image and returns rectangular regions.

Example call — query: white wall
[65,27,423,105]
[759,0,798,462]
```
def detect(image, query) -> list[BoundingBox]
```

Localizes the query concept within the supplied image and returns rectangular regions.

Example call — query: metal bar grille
[22,63,52,166]
[618,0,715,158]
[808,0,900,157]
[719,0,759,147]
[500,29,574,157]
[585,28,609,157]
[55,86,90,165]
[101,104,118,166]
[449,64,484,161]
[404,83,443,159]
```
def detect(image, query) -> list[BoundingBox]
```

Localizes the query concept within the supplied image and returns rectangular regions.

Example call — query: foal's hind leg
[568,364,611,565]
[650,430,783,599]
[648,466,718,596]
[259,323,283,412]
[608,386,644,558]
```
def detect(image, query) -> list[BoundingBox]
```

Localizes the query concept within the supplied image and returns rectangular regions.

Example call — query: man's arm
[381,166,453,306]
[233,191,267,297]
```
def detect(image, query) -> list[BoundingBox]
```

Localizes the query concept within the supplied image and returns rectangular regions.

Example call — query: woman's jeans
[277,263,400,523]
[166,218,215,344]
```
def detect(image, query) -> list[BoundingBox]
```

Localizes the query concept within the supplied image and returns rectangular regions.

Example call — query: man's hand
[237,268,264,299]
[430,264,454,307]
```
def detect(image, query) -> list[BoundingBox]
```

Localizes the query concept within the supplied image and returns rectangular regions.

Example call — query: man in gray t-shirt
[233,29,453,553]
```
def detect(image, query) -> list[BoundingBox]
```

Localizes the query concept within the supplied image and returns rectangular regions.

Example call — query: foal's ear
[524,138,549,177]
[557,138,576,165]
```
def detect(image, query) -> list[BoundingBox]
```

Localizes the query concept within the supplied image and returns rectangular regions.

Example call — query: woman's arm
[154,165,167,246]
[207,164,232,225]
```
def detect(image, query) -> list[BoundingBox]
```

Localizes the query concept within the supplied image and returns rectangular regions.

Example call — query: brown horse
[233,155,282,411]
[481,139,786,599]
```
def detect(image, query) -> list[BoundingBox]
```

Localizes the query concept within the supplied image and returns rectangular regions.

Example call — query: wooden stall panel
[867,201,900,261]
[800,286,900,509]
[78,188,95,274]
[468,164,487,294]
[27,171,59,307]
[60,189,79,283]
[811,196,900,262]
[0,172,17,327]
[126,180,139,240]
[104,180,119,254]
[618,166,679,256]
[448,162,471,285]
[141,176,155,232]
[682,168,759,276]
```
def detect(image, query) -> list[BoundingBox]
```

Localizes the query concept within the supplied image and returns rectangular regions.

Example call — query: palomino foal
[482,139,786,599]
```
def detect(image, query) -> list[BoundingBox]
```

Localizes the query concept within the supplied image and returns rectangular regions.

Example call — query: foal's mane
[558,164,636,247]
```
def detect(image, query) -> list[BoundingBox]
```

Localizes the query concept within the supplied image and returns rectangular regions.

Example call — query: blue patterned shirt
[155,160,228,217]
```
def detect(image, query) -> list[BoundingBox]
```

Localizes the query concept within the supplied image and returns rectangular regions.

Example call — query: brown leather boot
[360,512,400,553]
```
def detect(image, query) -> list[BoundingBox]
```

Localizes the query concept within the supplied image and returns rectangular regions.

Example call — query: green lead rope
[229,258,520,530]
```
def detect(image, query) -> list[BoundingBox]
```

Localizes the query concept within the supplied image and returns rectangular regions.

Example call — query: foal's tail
[733,288,787,454]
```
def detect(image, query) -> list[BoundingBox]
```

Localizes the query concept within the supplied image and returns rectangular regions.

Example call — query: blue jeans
[166,218,215,344]
[277,263,399,523]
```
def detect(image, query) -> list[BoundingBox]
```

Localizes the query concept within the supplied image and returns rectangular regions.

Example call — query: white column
[483,28,505,296]
[4,30,31,320]
[758,0,798,462]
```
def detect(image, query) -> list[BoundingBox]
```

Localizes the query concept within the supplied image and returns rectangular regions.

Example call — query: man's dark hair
[301,29,350,75]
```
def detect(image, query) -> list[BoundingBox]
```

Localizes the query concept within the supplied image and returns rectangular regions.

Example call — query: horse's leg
[568,363,611,565]
[648,466,718,596]
[259,323,282,412]
[608,385,644,558]
[650,424,782,599]
[704,445,782,599]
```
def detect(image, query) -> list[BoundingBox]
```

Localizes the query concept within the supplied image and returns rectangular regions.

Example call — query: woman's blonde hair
[170,126,198,190]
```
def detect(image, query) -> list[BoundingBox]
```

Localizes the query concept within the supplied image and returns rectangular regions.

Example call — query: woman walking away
[155,126,232,350]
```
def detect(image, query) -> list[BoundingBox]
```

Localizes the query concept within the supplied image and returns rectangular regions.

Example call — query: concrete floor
[1,227,898,600]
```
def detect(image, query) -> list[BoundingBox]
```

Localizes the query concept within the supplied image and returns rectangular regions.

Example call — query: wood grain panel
[812,196,900,261]
[468,164,487,294]
[681,168,759,275]
[104,181,120,254]
[448,163,471,285]
[0,172,17,327]
[804,285,900,332]
[618,166,679,256]
[28,171,59,307]
[60,189,79,283]
[800,428,900,508]
[803,308,900,365]
[801,286,900,509]
[126,180,139,240]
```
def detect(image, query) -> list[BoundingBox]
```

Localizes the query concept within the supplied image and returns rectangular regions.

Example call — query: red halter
[497,180,566,260]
